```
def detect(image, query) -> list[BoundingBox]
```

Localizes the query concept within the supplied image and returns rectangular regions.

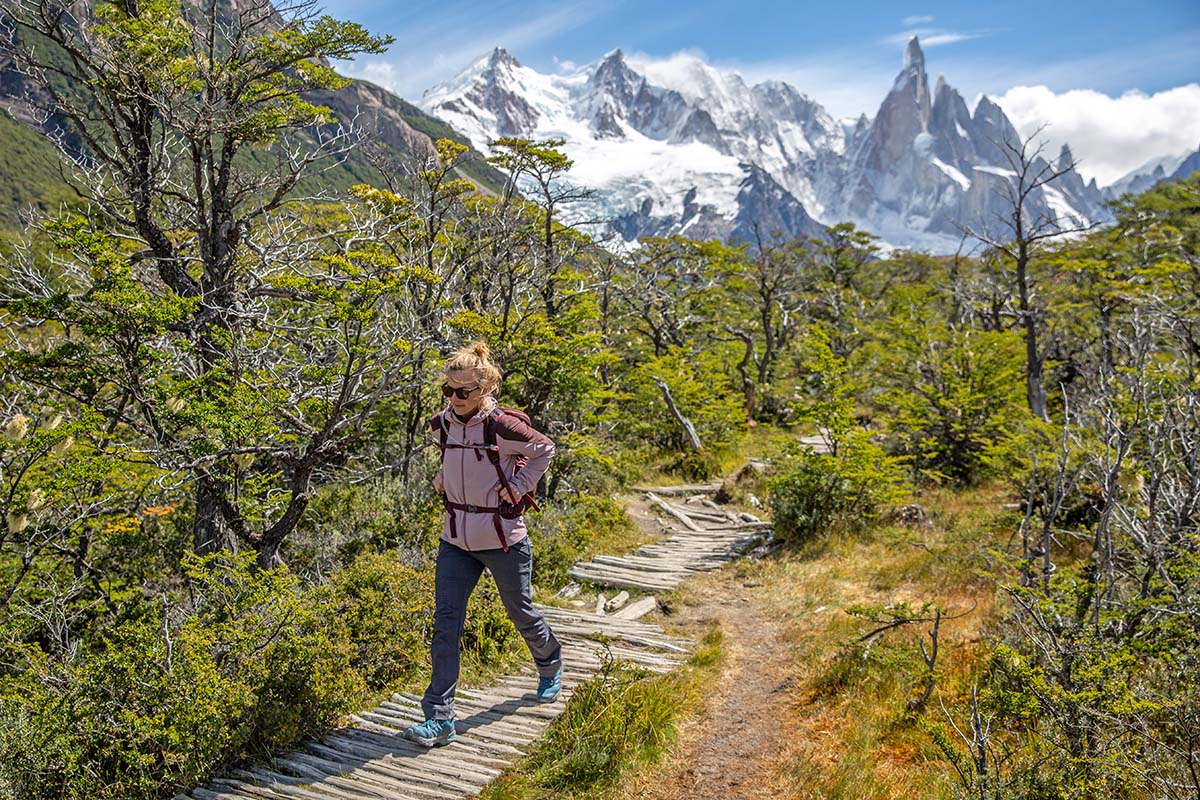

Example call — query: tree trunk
[654,378,702,451]
[194,480,236,555]
[1016,252,1049,421]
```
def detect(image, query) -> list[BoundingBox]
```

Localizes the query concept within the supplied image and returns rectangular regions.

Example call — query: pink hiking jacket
[432,404,555,551]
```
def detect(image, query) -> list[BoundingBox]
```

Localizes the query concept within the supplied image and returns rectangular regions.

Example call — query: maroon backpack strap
[434,413,448,458]
[432,412,459,540]
[485,409,541,514]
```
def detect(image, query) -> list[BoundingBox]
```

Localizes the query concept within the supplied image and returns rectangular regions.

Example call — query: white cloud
[885,28,986,48]
[994,84,1200,185]
[901,15,935,26]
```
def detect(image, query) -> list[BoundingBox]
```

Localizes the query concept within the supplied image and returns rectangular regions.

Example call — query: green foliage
[867,289,1028,485]
[312,553,433,691]
[528,494,637,590]
[482,660,681,799]
[291,479,443,571]
[770,328,906,543]
[0,551,366,800]
[617,346,748,475]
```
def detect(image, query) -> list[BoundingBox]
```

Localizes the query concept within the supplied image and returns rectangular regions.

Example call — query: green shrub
[771,328,906,544]
[0,551,367,800]
[615,347,748,462]
[528,495,637,590]
[868,314,1027,485]
[665,447,723,481]
[290,479,444,573]
[523,659,678,790]
[313,553,434,691]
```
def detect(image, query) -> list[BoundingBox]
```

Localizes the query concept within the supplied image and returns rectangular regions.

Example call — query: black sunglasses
[441,383,480,400]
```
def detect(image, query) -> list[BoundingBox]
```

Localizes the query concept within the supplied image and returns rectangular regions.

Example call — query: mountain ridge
[420,39,1128,252]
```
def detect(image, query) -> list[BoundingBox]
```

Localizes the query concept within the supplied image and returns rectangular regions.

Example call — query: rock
[557,581,582,599]
[748,537,785,559]
[570,600,586,608]
[889,503,929,526]
[605,590,630,611]
[594,593,606,616]
[748,493,762,508]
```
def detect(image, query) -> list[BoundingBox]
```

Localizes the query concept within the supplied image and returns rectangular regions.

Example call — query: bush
[529,494,637,590]
[313,553,434,691]
[522,659,678,790]
[770,327,907,544]
[665,447,722,482]
[289,479,444,573]
[868,317,1027,486]
[0,551,367,800]
[614,347,747,463]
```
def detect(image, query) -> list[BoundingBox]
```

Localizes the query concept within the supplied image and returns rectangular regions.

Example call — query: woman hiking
[403,341,563,748]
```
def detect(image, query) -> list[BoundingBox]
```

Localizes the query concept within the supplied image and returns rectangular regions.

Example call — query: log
[604,590,630,611]
[629,483,722,495]
[646,492,703,532]
[653,377,702,451]
[612,596,659,620]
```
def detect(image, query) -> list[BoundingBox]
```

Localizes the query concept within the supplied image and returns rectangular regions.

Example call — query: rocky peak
[972,95,1004,125]
[588,48,642,101]
[488,47,521,72]
[896,37,929,98]
[904,36,926,72]
[1057,143,1075,172]
[586,49,646,138]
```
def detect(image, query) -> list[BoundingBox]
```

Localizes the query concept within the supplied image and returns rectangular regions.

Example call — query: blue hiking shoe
[537,667,563,703]
[402,717,457,747]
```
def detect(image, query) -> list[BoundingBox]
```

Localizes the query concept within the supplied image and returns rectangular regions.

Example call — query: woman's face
[445,369,484,416]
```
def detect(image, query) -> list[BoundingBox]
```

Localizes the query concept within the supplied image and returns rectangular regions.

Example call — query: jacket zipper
[458,417,470,551]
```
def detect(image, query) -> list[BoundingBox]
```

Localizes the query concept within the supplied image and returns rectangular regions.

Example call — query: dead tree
[964,128,1099,421]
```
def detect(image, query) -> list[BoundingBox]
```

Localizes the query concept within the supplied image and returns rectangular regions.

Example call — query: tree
[721,230,808,419]
[963,129,1098,421]
[487,137,591,318]
[1,0,411,566]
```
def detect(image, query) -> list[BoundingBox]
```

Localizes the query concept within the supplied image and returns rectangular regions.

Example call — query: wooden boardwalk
[569,493,771,592]
[179,487,767,800]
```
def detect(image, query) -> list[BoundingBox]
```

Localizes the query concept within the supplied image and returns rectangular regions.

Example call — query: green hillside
[0,109,78,230]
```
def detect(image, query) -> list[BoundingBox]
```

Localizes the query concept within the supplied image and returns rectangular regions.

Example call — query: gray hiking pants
[421,537,562,721]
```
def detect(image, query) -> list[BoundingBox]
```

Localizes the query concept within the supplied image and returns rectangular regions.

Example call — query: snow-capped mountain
[1105,147,1200,199]
[421,47,830,245]
[421,40,1110,252]
[834,38,1107,248]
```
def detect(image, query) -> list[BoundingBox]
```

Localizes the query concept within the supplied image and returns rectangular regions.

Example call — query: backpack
[433,407,542,551]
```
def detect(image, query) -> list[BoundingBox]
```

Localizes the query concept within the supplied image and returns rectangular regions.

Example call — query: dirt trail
[617,495,802,800]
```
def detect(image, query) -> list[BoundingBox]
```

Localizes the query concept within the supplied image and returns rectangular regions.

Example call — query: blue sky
[326,0,1200,183]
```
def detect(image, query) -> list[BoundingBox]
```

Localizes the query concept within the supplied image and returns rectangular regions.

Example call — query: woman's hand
[433,472,444,494]
[494,482,520,504]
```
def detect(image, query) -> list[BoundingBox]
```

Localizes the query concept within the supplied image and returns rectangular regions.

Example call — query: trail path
[178,486,770,800]
[616,513,800,799]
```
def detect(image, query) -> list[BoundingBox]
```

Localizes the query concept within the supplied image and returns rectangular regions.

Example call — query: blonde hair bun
[446,340,502,397]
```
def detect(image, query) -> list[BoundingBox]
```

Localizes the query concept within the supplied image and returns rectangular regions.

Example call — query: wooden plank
[568,570,679,592]
[232,768,338,800]
[313,734,504,784]
[612,596,658,620]
[303,741,483,796]
[568,572,680,592]
[629,483,722,495]
[646,492,704,531]
[571,570,686,587]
